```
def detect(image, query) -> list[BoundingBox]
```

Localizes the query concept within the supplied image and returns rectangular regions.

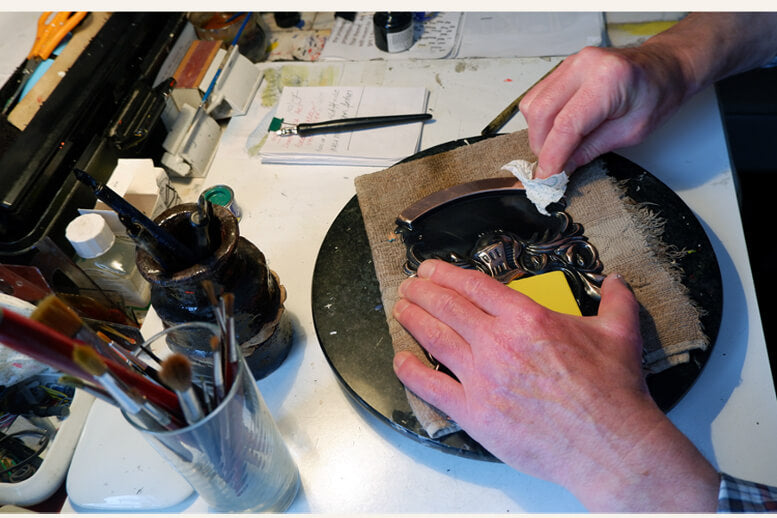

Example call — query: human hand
[519,46,688,179]
[520,12,777,180]
[392,259,718,511]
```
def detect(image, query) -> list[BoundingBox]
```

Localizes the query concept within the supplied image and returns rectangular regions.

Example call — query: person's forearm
[642,12,777,100]
[567,410,720,512]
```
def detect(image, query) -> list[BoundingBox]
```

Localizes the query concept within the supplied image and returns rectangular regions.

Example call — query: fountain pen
[276,113,432,136]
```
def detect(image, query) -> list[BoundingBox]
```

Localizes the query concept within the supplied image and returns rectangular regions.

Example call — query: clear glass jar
[65,213,150,309]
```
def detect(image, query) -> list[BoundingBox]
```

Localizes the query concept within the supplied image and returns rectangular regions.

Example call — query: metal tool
[2,12,88,115]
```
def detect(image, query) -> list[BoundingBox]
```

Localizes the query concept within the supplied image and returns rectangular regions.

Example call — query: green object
[269,117,283,132]
[203,185,241,220]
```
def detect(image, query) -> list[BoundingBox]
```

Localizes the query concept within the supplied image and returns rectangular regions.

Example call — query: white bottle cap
[65,213,116,259]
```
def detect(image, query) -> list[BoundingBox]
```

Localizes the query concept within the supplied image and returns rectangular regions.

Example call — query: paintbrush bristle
[222,292,234,316]
[159,354,194,393]
[31,294,83,338]
[73,344,108,377]
[202,279,219,307]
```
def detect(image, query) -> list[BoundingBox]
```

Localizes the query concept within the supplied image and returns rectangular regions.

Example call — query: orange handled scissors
[2,11,88,115]
[29,11,89,61]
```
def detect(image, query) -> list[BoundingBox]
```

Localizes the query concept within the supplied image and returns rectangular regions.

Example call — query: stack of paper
[259,86,429,167]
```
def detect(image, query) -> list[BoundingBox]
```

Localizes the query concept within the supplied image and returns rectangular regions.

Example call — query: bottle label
[386,26,413,52]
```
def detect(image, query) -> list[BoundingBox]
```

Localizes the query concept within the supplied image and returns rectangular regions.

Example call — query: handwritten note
[259,86,429,167]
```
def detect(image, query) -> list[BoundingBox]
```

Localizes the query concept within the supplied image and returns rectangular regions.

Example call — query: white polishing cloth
[502,159,568,216]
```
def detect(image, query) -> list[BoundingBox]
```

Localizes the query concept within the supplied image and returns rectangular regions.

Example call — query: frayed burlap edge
[354,130,709,438]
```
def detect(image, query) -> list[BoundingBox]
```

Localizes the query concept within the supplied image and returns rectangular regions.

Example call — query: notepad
[258,86,429,167]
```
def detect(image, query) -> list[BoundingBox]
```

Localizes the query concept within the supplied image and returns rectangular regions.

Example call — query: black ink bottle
[373,12,414,53]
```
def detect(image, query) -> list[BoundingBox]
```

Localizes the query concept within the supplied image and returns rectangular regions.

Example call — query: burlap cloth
[354,131,708,438]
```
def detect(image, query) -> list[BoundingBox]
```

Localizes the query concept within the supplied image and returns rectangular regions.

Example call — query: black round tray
[311,137,722,460]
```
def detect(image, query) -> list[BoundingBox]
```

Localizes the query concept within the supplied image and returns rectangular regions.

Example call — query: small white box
[79,159,180,234]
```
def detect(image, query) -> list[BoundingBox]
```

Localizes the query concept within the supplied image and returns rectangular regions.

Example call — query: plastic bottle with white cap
[65,213,151,309]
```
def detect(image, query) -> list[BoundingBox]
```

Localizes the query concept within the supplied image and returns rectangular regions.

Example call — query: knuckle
[553,110,586,139]
[523,304,555,332]
[529,93,560,119]
[573,139,608,166]
[423,322,449,349]
[434,290,460,315]
[461,270,492,297]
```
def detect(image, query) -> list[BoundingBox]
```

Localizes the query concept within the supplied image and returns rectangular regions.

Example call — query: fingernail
[397,277,412,297]
[534,164,547,179]
[417,260,437,279]
[393,351,410,373]
[607,272,627,287]
[393,298,409,318]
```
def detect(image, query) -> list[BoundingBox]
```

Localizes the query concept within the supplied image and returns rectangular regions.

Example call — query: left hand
[392,259,719,512]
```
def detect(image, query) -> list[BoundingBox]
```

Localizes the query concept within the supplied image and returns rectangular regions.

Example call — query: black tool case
[0,12,187,264]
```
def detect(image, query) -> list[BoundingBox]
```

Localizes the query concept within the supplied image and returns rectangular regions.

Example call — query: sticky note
[506,270,582,316]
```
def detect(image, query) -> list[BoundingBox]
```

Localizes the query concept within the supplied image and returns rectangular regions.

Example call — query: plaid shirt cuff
[718,472,777,512]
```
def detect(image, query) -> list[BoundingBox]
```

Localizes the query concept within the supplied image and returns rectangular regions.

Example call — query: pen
[276,113,432,136]
[480,61,562,136]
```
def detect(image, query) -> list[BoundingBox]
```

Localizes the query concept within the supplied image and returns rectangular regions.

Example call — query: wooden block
[172,39,222,88]
[8,12,112,131]
[170,39,221,110]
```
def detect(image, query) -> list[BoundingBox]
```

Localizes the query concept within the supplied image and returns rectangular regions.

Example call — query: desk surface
[57,54,777,513]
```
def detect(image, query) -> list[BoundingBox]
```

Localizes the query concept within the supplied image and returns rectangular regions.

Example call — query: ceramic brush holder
[136,203,293,379]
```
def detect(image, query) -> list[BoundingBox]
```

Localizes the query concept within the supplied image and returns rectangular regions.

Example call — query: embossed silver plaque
[394,177,604,314]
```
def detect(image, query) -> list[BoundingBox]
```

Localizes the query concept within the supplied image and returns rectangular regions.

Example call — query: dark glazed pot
[136,203,293,379]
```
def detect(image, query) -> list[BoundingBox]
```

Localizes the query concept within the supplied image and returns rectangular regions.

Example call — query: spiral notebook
[259,86,430,167]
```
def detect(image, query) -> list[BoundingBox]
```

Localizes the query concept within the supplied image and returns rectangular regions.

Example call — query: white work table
[60,57,777,514]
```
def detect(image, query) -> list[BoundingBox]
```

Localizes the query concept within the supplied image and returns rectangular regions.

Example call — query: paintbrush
[98,324,162,365]
[159,354,204,425]
[210,334,226,403]
[94,330,167,387]
[58,374,116,406]
[200,12,252,108]
[221,292,239,391]
[0,307,183,419]
[32,295,113,352]
[202,279,226,334]
[60,372,172,429]
[480,60,563,136]
[159,353,226,468]
[31,294,143,373]
[73,345,177,430]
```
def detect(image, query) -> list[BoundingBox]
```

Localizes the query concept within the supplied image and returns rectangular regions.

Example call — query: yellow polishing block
[506,270,582,316]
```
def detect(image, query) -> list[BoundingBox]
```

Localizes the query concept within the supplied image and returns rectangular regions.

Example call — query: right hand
[519,45,688,179]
